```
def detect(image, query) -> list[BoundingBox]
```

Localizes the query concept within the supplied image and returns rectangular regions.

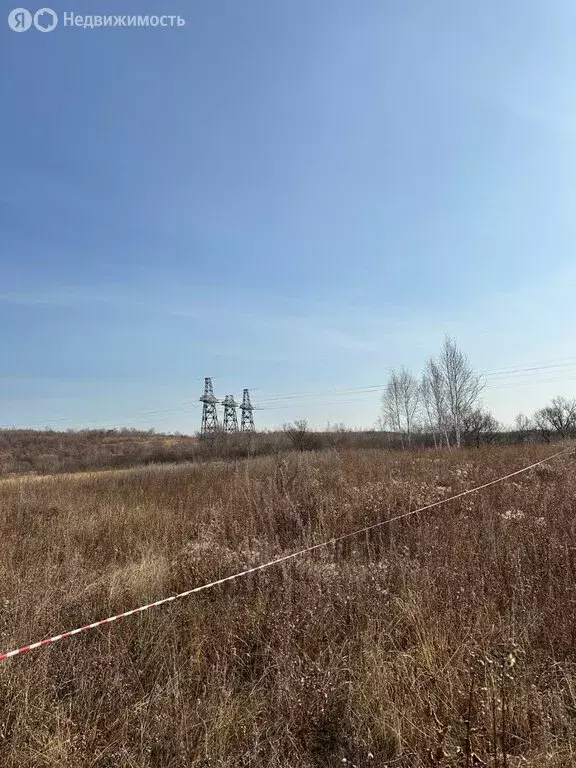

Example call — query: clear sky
[1,0,576,432]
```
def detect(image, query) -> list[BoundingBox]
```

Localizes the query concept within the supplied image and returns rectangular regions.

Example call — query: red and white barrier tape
[0,446,572,662]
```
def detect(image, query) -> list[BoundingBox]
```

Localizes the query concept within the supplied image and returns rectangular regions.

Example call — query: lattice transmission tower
[222,394,239,432]
[199,377,220,435]
[240,388,255,432]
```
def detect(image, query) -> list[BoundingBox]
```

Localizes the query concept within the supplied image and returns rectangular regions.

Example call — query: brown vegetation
[0,427,419,477]
[0,423,552,480]
[0,443,575,766]
[0,429,293,476]
[0,429,197,476]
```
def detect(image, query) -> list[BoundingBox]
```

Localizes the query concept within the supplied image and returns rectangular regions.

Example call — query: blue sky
[2,0,576,431]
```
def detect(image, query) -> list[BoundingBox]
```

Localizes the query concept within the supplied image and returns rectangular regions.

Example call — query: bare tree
[437,335,484,447]
[483,412,500,443]
[534,410,553,443]
[461,408,500,448]
[381,371,404,447]
[397,368,420,446]
[514,413,532,443]
[381,368,420,448]
[534,397,576,441]
[420,358,449,447]
[283,420,313,451]
[326,421,347,433]
[419,373,436,447]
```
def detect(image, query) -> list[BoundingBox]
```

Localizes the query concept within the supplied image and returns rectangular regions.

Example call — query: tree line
[379,336,576,448]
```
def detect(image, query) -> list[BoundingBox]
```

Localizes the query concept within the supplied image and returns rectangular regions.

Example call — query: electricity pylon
[240,388,255,432]
[222,394,239,432]
[199,377,219,435]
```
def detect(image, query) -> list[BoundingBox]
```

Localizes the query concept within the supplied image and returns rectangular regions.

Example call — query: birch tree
[382,368,420,447]
[514,413,532,443]
[437,335,484,447]
[381,371,403,445]
[420,358,449,447]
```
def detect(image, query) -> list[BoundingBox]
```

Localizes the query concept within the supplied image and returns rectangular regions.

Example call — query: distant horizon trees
[381,335,490,448]
[532,397,576,442]
[380,336,575,448]
[381,368,420,448]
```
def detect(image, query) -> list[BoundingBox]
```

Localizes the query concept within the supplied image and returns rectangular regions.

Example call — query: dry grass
[0,443,575,766]
[0,429,200,476]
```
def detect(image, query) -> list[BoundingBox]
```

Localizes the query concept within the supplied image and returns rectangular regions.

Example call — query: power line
[484,362,576,379]
[3,354,576,432]
[482,356,576,375]
[259,394,383,412]
[486,375,576,391]
[256,384,387,405]
[242,362,576,407]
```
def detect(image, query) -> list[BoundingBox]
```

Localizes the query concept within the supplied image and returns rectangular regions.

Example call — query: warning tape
[0,445,572,661]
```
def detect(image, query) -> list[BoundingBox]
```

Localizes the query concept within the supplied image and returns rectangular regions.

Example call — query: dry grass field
[0,443,575,767]
[0,430,201,476]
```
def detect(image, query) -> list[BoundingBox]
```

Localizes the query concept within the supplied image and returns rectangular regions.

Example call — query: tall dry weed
[0,443,574,766]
